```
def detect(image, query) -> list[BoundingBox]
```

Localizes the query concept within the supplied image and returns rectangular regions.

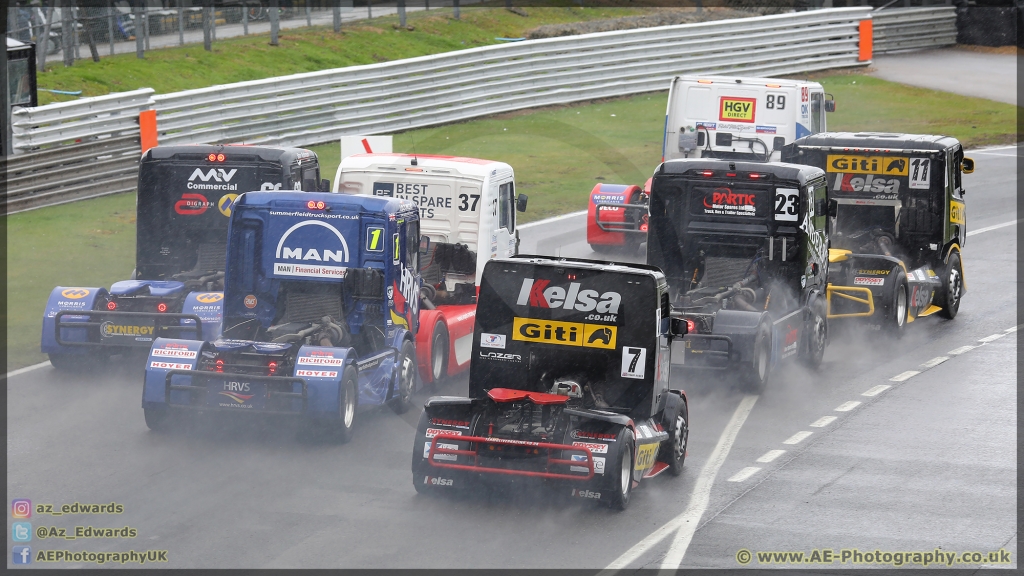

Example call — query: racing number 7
[628,348,642,373]
[774,188,800,222]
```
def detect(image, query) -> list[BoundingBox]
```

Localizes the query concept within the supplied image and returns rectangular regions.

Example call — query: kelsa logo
[719,97,756,122]
[827,155,909,176]
[188,168,237,183]
[195,292,223,304]
[175,193,214,215]
[512,317,617,350]
[60,288,90,299]
[424,476,454,487]
[703,188,756,209]
[833,174,901,195]
[516,278,621,314]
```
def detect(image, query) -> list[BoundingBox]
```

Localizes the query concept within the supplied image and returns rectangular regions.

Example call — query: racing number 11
[774,188,799,222]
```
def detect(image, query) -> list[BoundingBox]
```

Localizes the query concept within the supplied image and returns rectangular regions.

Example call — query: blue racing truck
[41,145,324,371]
[141,191,422,442]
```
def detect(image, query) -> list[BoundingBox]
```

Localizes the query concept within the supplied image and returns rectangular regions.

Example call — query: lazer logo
[516,278,621,313]
[512,317,617,350]
[424,476,454,487]
[826,155,909,176]
[479,351,522,362]
[833,174,901,195]
[188,168,238,182]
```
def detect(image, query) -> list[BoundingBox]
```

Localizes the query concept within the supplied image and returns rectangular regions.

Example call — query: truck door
[496,180,517,259]
[810,91,825,135]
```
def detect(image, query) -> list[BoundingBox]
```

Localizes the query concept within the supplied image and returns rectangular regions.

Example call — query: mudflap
[905,266,942,319]
[771,310,804,367]
[826,253,903,326]
[41,286,106,354]
[413,398,476,493]
[180,291,224,341]
[294,345,356,418]
[710,309,766,366]
[587,183,642,247]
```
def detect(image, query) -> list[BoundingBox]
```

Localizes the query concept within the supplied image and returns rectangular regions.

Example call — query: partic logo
[195,292,223,304]
[60,288,90,299]
[218,194,239,217]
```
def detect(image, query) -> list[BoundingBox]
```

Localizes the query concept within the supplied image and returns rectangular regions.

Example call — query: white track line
[602,395,758,573]
[782,431,813,445]
[889,370,919,382]
[1005,326,1019,333]
[967,219,1018,236]
[948,345,977,355]
[809,416,837,428]
[834,401,861,412]
[727,467,761,483]
[4,361,52,380]
[979,333,1006,343]
[756,449,786,463]
[920,356,949,369]
[517,210,586,230]
[863,384,893,395]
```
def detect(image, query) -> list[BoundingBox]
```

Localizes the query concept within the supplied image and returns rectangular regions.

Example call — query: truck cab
[334,153,528,384]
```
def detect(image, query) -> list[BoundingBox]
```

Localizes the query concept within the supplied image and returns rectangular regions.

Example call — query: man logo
[275,220,350,263]
[218,194,239,217]
[195,292,223,304]
[61,288,90,299]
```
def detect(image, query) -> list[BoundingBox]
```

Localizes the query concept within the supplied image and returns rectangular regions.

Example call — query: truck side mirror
[516,193,528,212]
[320,179,331,192]
[669,317,688,338]
[824,93,836,112]
[419,235,431,256]
[961,157,975,174]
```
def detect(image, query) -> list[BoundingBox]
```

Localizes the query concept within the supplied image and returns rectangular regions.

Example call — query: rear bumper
[156,369,308,415]
[53,310,203,349]
[426,434,595,481]
[678,334,736,369]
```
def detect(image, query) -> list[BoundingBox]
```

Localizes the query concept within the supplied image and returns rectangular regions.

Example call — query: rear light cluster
[205,357,283,376]
[106,301,117,311]
[103,299,169,312]
[306,200,326,210]
[697,170,768,180]
[685,319,697,334]
[207,153,227,162]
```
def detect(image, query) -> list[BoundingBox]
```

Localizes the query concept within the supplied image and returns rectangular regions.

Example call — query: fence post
[306,4,311,27]
[144,8,150,51]
[84,6,101,62]
[399,0,406,27]
[38,3,54,72]
[203,1,212,51]
[453,0,459,21]
[367,0,372,19]
[133,2,144,58]
[270,0,279,45]
[108,3,115,56]
[333,4,340,32]
[178,3,184,45]
[61,0,75,67]
[243,4,249,35]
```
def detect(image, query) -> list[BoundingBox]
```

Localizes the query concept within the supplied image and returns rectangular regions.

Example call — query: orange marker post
[139,109,158,154]
[859,19,873,62]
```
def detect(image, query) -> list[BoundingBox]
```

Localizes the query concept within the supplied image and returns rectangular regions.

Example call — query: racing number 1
[458,193,480,212]
[774,188,799,222]
[366,226,384,252]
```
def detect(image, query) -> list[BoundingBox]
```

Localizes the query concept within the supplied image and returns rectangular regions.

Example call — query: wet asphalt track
[6,146,1018,569]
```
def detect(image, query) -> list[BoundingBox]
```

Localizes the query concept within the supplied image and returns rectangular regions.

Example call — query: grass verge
[8,74,1016,370]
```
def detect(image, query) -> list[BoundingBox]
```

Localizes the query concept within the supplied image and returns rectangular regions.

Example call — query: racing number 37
[458,194,480,212]
[774,188,799,222]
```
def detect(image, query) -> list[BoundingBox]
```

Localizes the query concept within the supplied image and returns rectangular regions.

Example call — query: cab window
[499,182,514,233]
[404,220,419,271]
[301,165,319,191]
[810,93,823,134]
[950,147,964,199]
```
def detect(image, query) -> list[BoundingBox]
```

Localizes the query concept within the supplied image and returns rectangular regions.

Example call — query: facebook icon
[12,545,32,565]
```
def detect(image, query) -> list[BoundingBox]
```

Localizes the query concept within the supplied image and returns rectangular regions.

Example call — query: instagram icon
[12,499,31,519]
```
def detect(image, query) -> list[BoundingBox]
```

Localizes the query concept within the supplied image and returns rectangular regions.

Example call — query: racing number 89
[766,94,786,110]
[458,193,481,212]
[774,188,800,222]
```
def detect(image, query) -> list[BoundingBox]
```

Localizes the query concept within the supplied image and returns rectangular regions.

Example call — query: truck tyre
[144,407,170,432]
[799,301,827,370]
[742,321,772,393]
[607,428,636,511]
[412,411,433,495]
[887,270,909,337]
[659,397,688,477]
[429,322,449,386]
[333,366,359,443]
[936,252,963,320]
[389,340,416,414]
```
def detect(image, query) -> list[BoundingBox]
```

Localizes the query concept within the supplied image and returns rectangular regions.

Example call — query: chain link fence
[4,1,475,69]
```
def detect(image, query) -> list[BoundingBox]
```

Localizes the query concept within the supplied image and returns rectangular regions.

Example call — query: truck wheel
[143,408,170,432]
[659,400,688,477]
[799,302,827,370]
[333,366,359,443]
[412,411,433,495]
[936,252,963,320]
[389,340,416,415]
[887,270,909,337]
[742,321,772,393]
[607,428,635,511]
[429,322,449,386]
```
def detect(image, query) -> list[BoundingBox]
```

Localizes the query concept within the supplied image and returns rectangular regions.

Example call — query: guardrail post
[859,18,873,61]
[139,109,158,154]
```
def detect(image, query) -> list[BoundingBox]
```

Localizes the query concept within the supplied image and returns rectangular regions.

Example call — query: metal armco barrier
[872,6,957,54]
[4,7,956,214]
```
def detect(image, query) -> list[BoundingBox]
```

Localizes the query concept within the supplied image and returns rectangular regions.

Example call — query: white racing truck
[334,153,528,385]
[589,75,835,253]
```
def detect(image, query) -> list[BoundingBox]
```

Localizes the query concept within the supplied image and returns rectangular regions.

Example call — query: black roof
[142,144,317,163]
[791,132,961,152]
[658,158,825,186]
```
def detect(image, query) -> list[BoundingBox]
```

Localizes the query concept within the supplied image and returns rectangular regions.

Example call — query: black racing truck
[412,256,689,510]
[646,159,830,391]
[783,133,974,333]
[41,145,325,370]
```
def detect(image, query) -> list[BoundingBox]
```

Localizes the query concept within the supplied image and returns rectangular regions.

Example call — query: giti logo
[827,155,909,176]
[60,288,90,299]
[218,194,239,217]
[195,292,223,304]
[189,168,237,182]
[950,200,966,225]
[719,97,756,122]
[516,278,621,314]
[512,317,617,350]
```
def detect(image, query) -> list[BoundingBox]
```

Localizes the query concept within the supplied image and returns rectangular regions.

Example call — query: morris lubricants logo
[511,317,617,350]
[195,292,223,304]
[61,288,90,299]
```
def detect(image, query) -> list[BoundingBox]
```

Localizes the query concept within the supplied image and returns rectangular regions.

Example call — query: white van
[663,75,834,163]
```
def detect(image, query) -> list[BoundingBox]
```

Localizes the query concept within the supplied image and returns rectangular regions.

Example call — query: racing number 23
[458,193,480,212]
[774,188,799,222]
